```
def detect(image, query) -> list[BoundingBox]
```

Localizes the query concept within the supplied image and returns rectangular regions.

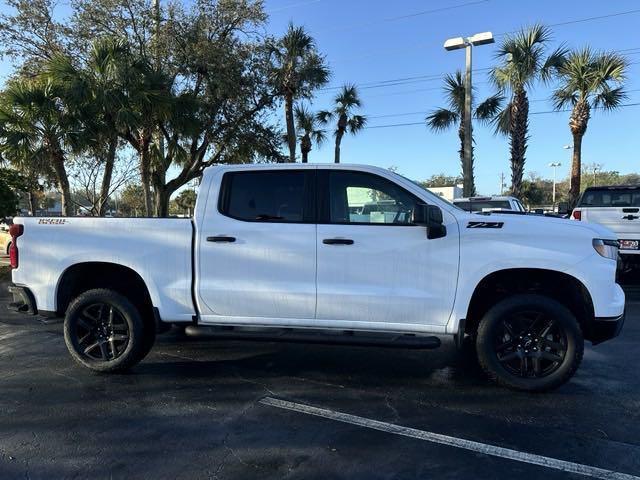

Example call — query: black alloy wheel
[75,303,130,361]
[476,294,583,392]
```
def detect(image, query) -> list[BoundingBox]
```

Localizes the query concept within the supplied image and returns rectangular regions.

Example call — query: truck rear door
[196,168,318,322]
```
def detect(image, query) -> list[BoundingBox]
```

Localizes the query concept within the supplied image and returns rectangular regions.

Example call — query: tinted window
[578,188,640,207]
[327,171,419,225]
[454,200,511,212]
[221,171,308,222]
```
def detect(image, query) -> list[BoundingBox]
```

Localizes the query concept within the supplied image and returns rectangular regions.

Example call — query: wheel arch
[56,262,155,322]
[464,268,596,342]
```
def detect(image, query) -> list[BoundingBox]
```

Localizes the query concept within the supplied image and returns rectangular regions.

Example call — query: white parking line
[259,397,640,480]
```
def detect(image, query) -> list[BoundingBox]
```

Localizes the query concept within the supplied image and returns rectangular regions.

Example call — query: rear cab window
[218,170,315,222]
[578,187,640,207]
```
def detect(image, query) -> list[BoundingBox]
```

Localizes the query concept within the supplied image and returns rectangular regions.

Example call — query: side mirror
[413,204,447,239]
[557,202,569,215]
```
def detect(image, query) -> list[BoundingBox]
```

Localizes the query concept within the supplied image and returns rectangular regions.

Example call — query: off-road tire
[476,294,584,392]
[64,289,149,372]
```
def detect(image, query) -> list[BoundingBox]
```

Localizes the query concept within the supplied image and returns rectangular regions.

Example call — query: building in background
[426,185,463,202]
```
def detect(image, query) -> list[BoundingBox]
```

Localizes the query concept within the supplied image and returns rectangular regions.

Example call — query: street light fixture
[548,162,561,205]
[443,31,494,197]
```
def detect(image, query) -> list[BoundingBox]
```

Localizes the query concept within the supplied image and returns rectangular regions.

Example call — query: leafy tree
[491,24,566,198]
[0,168,28,217]
[426,72,503,197]
[118,183,145,216]
[551,49,627,206]
[272,23,330,162]
[294,104,325,163]
[172,189,197,216]
[0,78,80,215]
[318,85,367,164]
[420,173,463,188]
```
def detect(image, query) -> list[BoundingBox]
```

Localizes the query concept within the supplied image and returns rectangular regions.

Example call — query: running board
[183,326,441,350]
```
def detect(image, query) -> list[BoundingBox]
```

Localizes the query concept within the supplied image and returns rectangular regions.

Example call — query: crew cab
[453,196,526,213]
[8,164,625,391]
[572,185,640,272]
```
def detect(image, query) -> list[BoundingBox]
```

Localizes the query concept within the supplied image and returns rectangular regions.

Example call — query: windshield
[453,200,512,212]
[578,188,640,207]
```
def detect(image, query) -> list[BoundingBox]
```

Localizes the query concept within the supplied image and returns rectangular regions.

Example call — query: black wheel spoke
[75,302,130,362]
[541,351,563,362]
[542,339,563,351]
[494,309,568,380]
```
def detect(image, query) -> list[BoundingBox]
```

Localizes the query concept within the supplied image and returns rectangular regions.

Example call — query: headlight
[593,239,619,260]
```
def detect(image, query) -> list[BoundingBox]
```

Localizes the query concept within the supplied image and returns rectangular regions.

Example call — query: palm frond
[491,104,512,136]
[475,94,504,122]
[426,108,459,132]
[594,86,626,111]
[347,115,366,134]
[316,110,334,124]
[541,44,569,83]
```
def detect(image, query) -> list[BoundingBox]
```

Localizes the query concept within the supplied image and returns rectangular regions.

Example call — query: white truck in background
[572,186,640,272]
[8,163,625,391]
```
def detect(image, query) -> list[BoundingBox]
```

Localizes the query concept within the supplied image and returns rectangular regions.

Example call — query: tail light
[9,224,23,269]
[572,210,581,221]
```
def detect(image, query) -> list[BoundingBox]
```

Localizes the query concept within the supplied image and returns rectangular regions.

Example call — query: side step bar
[184,326,441,350]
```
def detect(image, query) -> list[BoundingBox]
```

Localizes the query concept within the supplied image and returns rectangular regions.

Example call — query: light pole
[548,162,561,205]
[444,31,494,197]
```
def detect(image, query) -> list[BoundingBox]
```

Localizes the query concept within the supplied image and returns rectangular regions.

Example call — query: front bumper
[7,284,37,315]
[590,311,625,345]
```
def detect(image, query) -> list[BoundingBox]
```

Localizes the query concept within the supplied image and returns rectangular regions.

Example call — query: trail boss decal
[467,221,504,229]
[38,218,67,225]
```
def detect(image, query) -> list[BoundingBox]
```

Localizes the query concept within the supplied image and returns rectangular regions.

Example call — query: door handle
[207,236,236,243]
[323,238,354,245]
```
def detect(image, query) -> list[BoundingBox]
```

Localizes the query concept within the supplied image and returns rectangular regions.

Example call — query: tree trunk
[153,185,171,218]
[334,130,343,164]
[27,191,37,216]
[458,120,475,197]
[568,99,590,207]
[285,93,296,163]
[569,133,583,207]
[98,135,118,216]
[139,134,153,216]
[300,134,311,163]
[52,152,71,216]
[509,87,529,199]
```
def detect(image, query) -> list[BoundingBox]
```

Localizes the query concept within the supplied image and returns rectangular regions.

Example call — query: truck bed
[11,217,195,321]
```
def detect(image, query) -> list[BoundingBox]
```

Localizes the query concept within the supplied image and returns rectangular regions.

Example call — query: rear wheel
[476,294,583,392]
[64,289,150,372]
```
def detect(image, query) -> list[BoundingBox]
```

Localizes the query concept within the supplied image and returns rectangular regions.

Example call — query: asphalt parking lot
[0,281,639,480]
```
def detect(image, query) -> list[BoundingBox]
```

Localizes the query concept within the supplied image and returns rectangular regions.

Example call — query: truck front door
[315,169,459,331]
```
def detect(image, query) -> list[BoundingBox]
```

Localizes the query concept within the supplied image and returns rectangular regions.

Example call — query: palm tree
[426,71,503,197]
[491,24,566,198]
[0,79,80,216]
[44,38,133,216]
[294,105,325,163]
[551,48,626,206]
[272,23,330,162]
[318,84,366,164]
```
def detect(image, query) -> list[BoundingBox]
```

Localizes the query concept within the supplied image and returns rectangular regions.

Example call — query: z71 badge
[467,221,504,229]
[38,218,67,225]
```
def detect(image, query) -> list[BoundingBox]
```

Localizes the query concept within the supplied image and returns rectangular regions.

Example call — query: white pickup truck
[572,186,640,272]
[8,164,625,391]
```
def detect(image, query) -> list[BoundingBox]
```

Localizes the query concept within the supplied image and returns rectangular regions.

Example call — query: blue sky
[264,0,640,194]
[1,0,638,195]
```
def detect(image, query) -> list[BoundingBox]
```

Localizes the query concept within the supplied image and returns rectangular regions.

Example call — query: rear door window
[219,170,314,222]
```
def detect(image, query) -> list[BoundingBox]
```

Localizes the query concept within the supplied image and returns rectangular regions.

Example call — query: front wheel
[63,289,149,372]
[476,294,584,392]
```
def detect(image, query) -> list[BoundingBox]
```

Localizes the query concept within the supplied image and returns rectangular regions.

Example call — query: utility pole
[444,32,495,198]
[499,172,505,195]
[548,162,561,205]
